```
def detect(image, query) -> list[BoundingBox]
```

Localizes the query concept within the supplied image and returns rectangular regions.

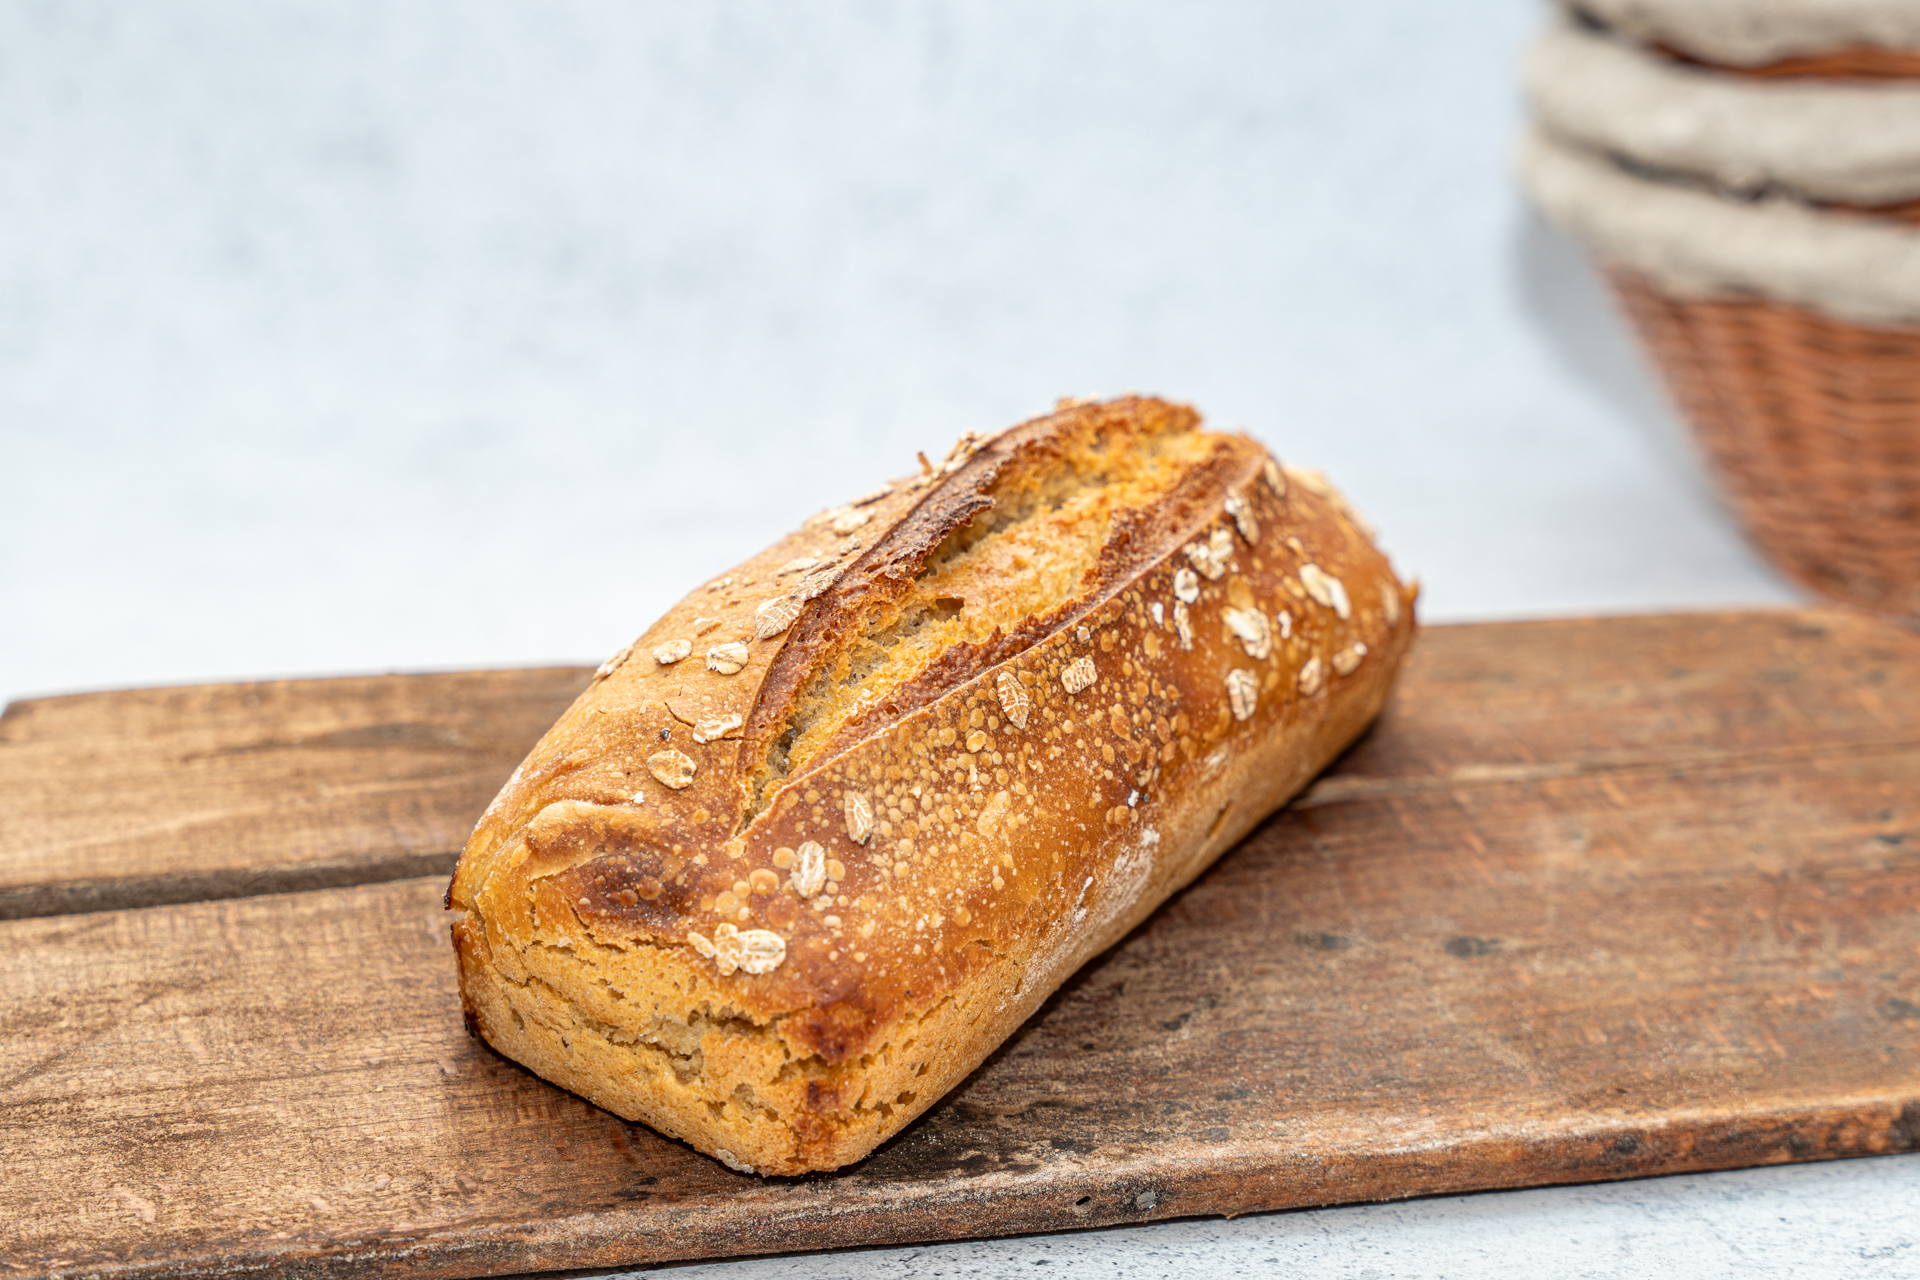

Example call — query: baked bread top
[447,395,1414,1171]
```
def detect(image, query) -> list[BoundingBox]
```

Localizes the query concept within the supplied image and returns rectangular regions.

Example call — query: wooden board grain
[3,609,1918,1279]
[0,667,591,919]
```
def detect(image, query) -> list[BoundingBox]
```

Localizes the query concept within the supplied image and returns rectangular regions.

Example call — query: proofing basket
[1606,266,1920,619]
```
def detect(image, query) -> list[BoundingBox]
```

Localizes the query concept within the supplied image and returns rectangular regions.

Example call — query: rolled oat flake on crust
[1225,491,1260,544]
[708,923,786,976]
[1226,668,1259,721]
[446,394,1414,1177]
[1184,526,1235,580]
[1299,563,1351,619]
[692,713,743,744]
[843,790,875,845]
[1224,606,1272,660]
[647,748,697,789]
[995,670,1031,729]
[706,641,750,674]
[792,841,828,897]
[753,594,803,642]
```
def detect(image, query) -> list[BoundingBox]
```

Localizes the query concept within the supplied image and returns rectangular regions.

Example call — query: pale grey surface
[2,3,1882,1278]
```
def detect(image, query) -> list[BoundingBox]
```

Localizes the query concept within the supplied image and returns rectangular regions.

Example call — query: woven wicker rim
[1666,44,1920,79]
[1664,33,1920,217]
[1527,20,1920,209]
[1518,128,1920,327]
[1575,0,1920,71]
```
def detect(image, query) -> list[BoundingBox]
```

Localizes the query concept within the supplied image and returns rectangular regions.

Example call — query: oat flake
[595,644,634,680]
[705,922,786,976]
[1299,564,1352,619]
[1223,607,1272,660]
[1287,466,1334,499]
[775,555,821,577]
[1173,601,1194,651]
[648,749,697,790]
[996,670,1031,729]
[706,641,750,674]
[753,595,802,642]
[1226,669,1259,721]
[1224,492,1259,544]
[792,841,828,897]
[692,713,743,744]
[828,507,871,535]
[1184,527,1234,581]
[844,791,875,845]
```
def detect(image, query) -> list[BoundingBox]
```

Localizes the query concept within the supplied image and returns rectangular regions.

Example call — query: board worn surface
[3,609,1918,1279]
[0,667,591,918]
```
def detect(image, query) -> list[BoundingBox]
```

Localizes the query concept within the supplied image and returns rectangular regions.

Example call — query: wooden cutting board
[3,609,1918,1279]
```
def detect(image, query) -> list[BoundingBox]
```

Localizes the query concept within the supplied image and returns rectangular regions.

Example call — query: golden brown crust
[447,396,1416,1175]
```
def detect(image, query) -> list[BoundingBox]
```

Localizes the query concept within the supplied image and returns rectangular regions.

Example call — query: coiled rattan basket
[1524,19,1920,621]
[1606,266,1920,618]
[1616,43,1919,618]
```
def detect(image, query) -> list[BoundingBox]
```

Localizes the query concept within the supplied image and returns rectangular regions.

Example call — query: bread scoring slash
[446,396,1416,1175]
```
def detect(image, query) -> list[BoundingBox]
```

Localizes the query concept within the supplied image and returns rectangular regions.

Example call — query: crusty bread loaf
[447,396,1415,1175]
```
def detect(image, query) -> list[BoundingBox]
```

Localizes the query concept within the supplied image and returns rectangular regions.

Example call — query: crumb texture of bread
[447,395,1416,1175]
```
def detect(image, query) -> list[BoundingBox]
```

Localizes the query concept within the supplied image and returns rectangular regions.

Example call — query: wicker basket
[1607,267,1920,619]
[1579,36,1920,620]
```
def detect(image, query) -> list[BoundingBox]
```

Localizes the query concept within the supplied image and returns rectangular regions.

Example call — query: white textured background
[6,2,1900,1277]
[1,0,1797,710]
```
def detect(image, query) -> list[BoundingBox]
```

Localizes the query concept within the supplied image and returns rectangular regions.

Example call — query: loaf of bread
[447,396,1415,1175]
